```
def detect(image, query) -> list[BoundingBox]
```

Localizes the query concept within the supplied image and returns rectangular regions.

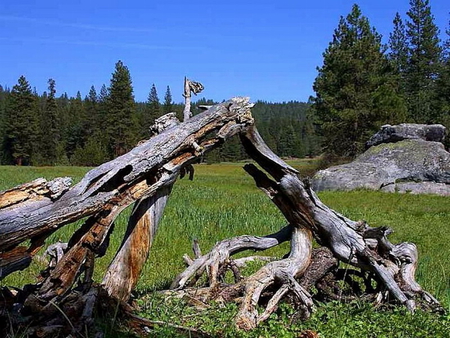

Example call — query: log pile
[0,97,442,336]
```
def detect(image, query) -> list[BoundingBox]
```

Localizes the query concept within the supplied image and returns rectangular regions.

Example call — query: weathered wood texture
[171,125,441,330]
[182,77,204,121]
[102,113,181,301]
[240,126,440,311]
[0,98,254,280]
[0,99,441,336]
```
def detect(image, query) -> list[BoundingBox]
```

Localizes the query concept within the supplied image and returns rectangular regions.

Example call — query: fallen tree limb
[0,98,443,336]
[239,126,441,312]
[0,97,254,280]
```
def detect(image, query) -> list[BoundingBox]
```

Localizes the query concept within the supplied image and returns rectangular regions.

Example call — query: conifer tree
[163,85,173,114]
[38,79,60,165]
[84,85,99,136]
[148,84,160,122]
[5,76,38,165]
[437,20,450,129]
[98,84,109,132]
[0,86,9,163]
[65,91,86,160]
[389,13,409,84]
[106,61,137,157]
[311,4,406,156]
[405,0,442,123]
[0,86,6,126]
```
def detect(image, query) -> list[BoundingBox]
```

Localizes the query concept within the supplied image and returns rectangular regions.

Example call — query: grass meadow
[1,161,449,337]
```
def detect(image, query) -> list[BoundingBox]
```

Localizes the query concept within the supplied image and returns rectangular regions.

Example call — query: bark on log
[239,126,441,311]
[102,113,181,301]
[0,97,254,280]
[101,183,172,301]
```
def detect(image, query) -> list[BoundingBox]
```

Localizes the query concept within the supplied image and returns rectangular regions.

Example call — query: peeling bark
[102,186,172,301]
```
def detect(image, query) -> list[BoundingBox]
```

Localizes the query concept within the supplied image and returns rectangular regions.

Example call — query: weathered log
[102,186,172,301]
[0,177,72,210]
[171,225,293,289]
[234,226,313,330]
[182,77,204,121]
[102,113,181,302]
[240,126,441,311]
[172,125,441,330]
[0,98,254,280]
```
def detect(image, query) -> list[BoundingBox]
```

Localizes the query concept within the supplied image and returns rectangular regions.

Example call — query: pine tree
[148,84,160,121]
[38,79,60,165]
[163,85,173,114]
[0,85,9,163]
[437,20,450,134]
[389,13,409,79]
[98,84,109,134]
[405,0,442,123]
[107,61,137,157]
[84,86,98,134]
[65,91,87,161]
[311,4,406,156]
[5,76,38,165]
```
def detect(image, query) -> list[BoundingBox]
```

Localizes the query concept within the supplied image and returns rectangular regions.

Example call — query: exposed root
[235,226,313,330]
[171,225,293,289]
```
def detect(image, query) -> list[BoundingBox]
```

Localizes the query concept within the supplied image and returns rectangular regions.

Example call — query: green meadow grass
[1,162,449,337]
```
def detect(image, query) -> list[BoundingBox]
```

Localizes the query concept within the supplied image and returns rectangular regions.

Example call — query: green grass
[1,162,449,337]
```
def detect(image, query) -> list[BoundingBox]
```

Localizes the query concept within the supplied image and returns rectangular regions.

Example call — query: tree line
[311,0,450,157]
[0,61,317,166]
[1,0,449,166]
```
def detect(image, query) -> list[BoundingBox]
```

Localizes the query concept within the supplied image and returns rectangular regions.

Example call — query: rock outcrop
[366,123,446,148]
[312,124,450,196]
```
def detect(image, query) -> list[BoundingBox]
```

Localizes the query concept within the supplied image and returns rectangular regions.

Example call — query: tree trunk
[0,99,441,336]
[0,98,254,280]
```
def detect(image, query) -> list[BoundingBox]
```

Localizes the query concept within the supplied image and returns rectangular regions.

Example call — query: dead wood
[172,125,442,330]
[239,126,442,313]
[0,97,254,281]
[0,98,443,336]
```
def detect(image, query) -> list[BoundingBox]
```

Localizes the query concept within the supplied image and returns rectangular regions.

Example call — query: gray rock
[312,139,450,196]
[366,123,446,148]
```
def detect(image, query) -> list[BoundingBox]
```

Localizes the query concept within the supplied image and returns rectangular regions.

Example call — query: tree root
[169,126,443,330]
[171,225,293,289]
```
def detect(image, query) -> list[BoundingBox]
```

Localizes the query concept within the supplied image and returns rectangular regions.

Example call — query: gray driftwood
[171,126,442,329]
[0,99,442,336]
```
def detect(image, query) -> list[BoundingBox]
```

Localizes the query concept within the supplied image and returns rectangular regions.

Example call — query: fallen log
[0,97,254,281]
[171,126,442,330]
[0,97,442,336]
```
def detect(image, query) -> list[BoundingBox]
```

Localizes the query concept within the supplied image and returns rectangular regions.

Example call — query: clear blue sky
[0,0,448,103]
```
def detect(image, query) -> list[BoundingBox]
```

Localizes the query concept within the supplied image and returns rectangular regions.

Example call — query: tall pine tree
[141,84,160,137]
[84,86,101,137]
[106,61,137,157]
[405,0,442,123]
[437,20,450,133]
[311,4,406,156]
[163,85,173,114]
[388,13,409,81]
[0,86,8,163]
[39,78,60,165]
[5,76,38,165]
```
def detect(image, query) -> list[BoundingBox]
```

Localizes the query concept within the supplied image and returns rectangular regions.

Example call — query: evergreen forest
[1,0,449,166]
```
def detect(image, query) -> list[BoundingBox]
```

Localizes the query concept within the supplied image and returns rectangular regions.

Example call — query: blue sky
[0,0,448,103]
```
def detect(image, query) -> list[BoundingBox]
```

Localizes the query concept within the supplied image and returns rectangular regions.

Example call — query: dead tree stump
[0,98,442,336]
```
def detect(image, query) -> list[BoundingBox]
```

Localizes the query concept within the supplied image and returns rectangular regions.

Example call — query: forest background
[0,0,449,167]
